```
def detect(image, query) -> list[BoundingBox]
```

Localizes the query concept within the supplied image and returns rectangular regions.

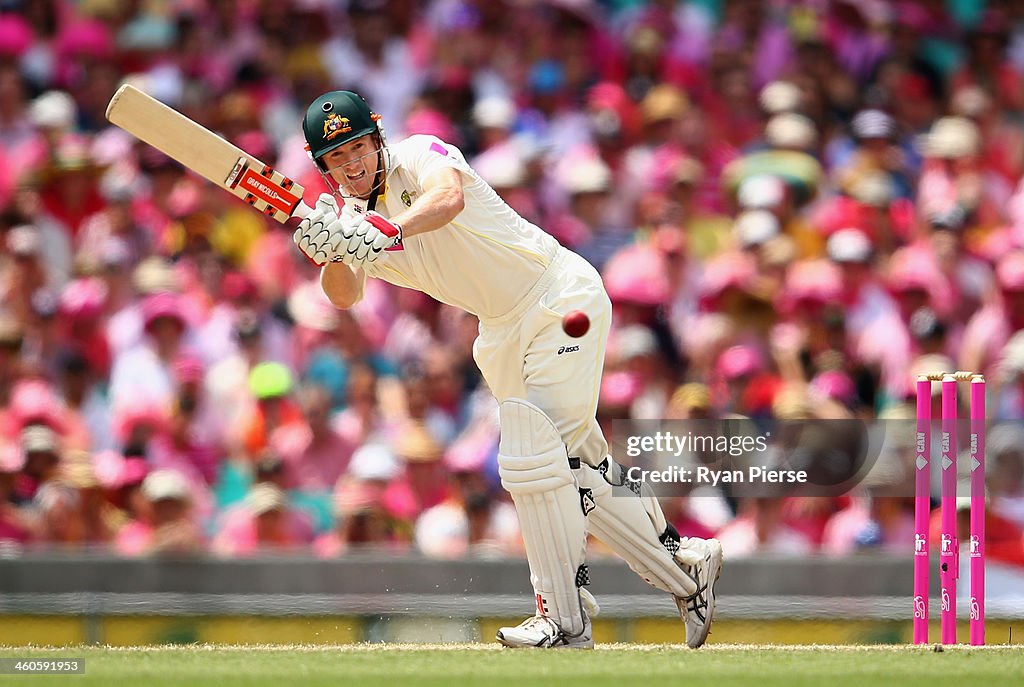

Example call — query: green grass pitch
[1,644,1020,687]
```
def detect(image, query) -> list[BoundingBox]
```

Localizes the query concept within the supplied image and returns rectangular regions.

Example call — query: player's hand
[335,211,402,265]
[293,193,343,266]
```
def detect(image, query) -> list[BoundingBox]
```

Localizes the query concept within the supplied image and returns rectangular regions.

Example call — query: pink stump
[940,376,958,645]
[970,377,986,645]
[914,377,931,645]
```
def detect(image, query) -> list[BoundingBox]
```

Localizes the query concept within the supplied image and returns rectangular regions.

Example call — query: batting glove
[335,211,402,265]
[292,193,343,266]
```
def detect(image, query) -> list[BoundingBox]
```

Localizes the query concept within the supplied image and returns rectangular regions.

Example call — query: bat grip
[293,201,314,219]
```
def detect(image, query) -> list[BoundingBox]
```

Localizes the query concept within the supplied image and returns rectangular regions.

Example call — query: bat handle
[292,201,314,220]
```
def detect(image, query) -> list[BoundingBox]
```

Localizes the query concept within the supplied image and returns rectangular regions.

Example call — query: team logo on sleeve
[323,114,352,140]
[401,190,412,207]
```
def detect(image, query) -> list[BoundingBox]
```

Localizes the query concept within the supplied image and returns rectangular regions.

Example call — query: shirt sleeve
[398,135,474,188]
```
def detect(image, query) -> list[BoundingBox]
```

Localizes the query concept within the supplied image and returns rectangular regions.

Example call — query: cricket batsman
[292,91,723,649]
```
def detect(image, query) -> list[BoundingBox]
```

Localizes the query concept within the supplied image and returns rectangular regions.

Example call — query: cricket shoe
[672,537,723,649]
[496,589,599,649]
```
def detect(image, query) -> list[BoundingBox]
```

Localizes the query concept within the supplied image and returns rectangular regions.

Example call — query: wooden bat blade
[106,84,305,223]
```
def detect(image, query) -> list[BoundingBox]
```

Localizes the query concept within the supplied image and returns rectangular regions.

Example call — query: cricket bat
[106,84,314,222]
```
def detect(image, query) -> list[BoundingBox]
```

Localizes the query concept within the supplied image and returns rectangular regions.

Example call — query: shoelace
[679,553,710,624]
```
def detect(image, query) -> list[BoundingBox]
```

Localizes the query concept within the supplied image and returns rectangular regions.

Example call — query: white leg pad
[576,457,700,598]
[498,398,588,637]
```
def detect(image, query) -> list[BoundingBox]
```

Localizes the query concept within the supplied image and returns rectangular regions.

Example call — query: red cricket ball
[562,310,590,338]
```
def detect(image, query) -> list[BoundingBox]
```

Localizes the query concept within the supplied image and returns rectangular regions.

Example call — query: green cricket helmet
[302,90,385,170]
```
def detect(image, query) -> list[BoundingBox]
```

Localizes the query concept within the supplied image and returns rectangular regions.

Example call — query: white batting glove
[292,193,343,266]
[335,211,402,265]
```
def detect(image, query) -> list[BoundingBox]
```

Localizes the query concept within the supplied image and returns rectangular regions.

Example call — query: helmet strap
[366,145,387,211]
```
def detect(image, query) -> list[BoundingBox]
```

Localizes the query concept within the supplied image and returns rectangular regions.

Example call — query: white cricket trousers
[473,246,612,467]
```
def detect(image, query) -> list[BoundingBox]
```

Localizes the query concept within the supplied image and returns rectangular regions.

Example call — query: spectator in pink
[874,246,954,401]
[75,165,152,269]
[0,441,30,546]
[91,450,149,538]
[332,363,384,451]
[962,250,1024,377]
[385,421,449,523]
[394,364,456,447]
[554,147,629,271]
[1,376,85,450]
[104,257,179,357]
[115,469,203,557]
[714,344,778,419]
[414,427,519,560]
[606,324,673,420]
[212,482,312,557]
[315,443,409,558]
[59,449,115,546]
[58,276,111,378]
[716,496,815,558]
[29,480,85,548]
[270,384,354,492]
[916,116,1003,229]
[1,225,50,325]
[950,85,1024,204]
[950,10,1023,114]
[204,310,271,450]
[152,356,222,487]
[822,460,915,556]
[109,291,193,412]
[14,427,61,501]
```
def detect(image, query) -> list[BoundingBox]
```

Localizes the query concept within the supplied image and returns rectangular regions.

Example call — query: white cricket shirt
[353,135,561,320]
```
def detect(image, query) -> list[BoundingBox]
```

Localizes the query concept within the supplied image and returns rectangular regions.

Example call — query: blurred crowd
[0,0,1023,563]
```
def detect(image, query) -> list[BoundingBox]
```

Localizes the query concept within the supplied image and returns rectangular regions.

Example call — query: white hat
[827,228,873,263]
[951,86,991,119]
[20,424,59,454]
[759,81,801,114]
[141,469,191,502]
[847,172,894,207]
[734,210,780,248]
[473,143,526,189]
[918,117,980,159]
[7,225,39,256]
[246,482,286,515]
[614,325,658,360]
[348,443,401,482]
[473,96,516,130]
[132,257,180,295]
[737,174,785,209]
[29,91,76,129]
[287,280,340,332]
[560,155,611,195]
[99,164,143,202]
[766,113,817,149]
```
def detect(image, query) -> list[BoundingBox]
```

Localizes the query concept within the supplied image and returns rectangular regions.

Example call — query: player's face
[322,135,381,200]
